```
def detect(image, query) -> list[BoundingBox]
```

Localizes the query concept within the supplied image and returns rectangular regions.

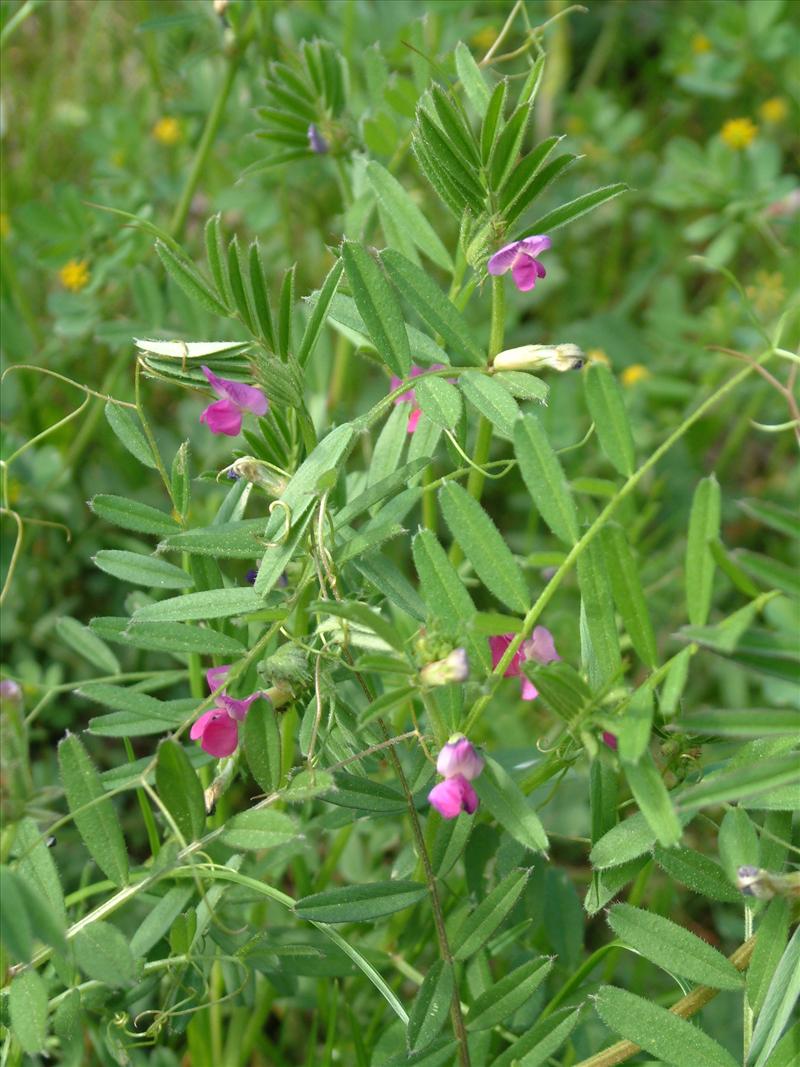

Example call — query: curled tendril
[257,499,292,548]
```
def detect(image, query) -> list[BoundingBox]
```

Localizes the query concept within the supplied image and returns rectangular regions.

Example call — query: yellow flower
[621,364,650,387]
[746,270,786,317]
[59,259,90,292]
[691,33,712,54]
[0,213,9,238]
[721,117,757,150]
[587,348,611,366]
[471,26,498,51]
[760,97,788,124]
[152,116,182,146]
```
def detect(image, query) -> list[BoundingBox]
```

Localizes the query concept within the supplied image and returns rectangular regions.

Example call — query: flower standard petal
[217,380,269,416]
[200,399,243,436]
[198,714,239,757]
[436,737,484,780]
[525,626,560,665]
[206,665,230,693]
[489,633,523,677]
[519,235,552,257]
[487,242,522,275]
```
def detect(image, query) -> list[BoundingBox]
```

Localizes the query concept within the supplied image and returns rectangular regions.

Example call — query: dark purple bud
[245,568,258,585]
[227,469,240,480]
[308,124,329,154]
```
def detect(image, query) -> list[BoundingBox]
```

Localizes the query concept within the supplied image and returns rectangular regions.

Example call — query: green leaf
[475,757,548,853]
[514,414,579,545]
[159,517,267,559]
[495,370,549,403]
[93,550,193,589]
[415,376,463,430]
[243,698,282,794]
[455,41,490,115]
[0,868,32,961]
[686,475,721,626]
[678,754,800,812]
[380,249,484,366]
[353,553,427,621]
[480,79,507,162]
[591,810,661,869]
[525,660,592,723]
[91,616,246,656]
[407,960,454,1053]
[322,772,406,813]
[467,957,552,1031]
[748,898,789,1018]
[732,549,800,599]
[155,240,229,317]
[739,498,800,540]
[220,809,298,850]
[170,441,190,519]
[129,885,194,957]
[680,708,800,738]
[451,868,530,960]
[498,134,563,212]
[749,926,800,1067]
[311,599,404,652]
[430,812,473,878]
[58,733,129,886]
[616,686,654,765]
[155,739,205,842]
[624,750,682,848]
[440,482,528,613]
[337,458,430,528]
[599,524,658,668]
[248,239,277,349]
[458,372,519,437]
[298,258,344,367]
[521,183,628,236]
[578,538,622,689]
[132,587,264,623]
[104,402,157,468]
[74,921,139,987]
[718,806,759,881]
[608,904,743,989]
[491,1006,581,1067]
[90,494,180,536]
[9,969,48,1054]
[367,161,453,271]
[14,817,67,926]
[205,213,232,308]
[341,241,410,377]
[295,880,428,923]
[489,101,532,193]
[763,1021,800,1067]
[594,985,738,1067]
[227,234,256,332]
[278,263,295,361]
[56,615,120,674]
[584,363,635,476]
[653,846,741,903]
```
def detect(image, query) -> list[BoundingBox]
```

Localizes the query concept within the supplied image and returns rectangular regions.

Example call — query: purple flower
[428,775,479,819]
[489,626,560,701]
[307,124,329,154]
[602,731,618,751]
[199,366,268,437]
[190,665,262,758]
[419,648,469,687]
[245,568,258,585]
[487,235,552,292]
[436,735,484,780]
[390,364,444,433]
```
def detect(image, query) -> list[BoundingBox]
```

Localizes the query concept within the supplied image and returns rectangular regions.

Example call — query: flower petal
[206,665,230,693]
[428,777,466,819]
[520,676,539,701]
[407,407,422,433]
[190,709,221,740]
[201,365,268,415]
[221,692,261,722]
[437,737,484,780]
[487,242,522,275]
[200,398,243,436]
[199,715,239,757]
[519,235,552,257]
[511,256,542,292]
[525,626,560,665]
[488,633,522,677]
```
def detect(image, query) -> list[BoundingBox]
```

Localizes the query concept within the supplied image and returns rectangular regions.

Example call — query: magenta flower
[199,366,268,437]
[602,731,618,751]
[429,775,479,819]
[487,235,552,292]
[190,665,262,758]
[436,735,484,780]
[307,123,329,154]
[390,364,444,433]
[489,626,560,701]
[428,733,483,819]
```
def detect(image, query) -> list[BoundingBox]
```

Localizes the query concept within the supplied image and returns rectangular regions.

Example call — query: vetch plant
[1,6,798,1067]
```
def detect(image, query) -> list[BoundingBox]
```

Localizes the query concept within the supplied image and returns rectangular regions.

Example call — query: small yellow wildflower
[721,117,757,150]
[471,26,498,51]
[152,116,182,146]
[587,348,611,366]
[621,364,650,387]
[691,33,712,54]
[746,271,786,317]
[59,259,90,292]
[759,97,788,125]
[0,213,9,238]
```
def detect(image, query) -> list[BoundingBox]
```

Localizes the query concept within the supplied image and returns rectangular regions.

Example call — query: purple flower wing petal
[200,399,243,436]
[519,235,552,257]
[219,380,269,416]
[206,665,230,693]
[487,242,521,275]
[222,692,261,722]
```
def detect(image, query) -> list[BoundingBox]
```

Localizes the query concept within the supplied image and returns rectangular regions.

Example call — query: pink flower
[190,665,262,758]
[602,731,618,751]
[436,735,484,780]
[428,775,479,819]
[390,364,443,433]
[199,366,268,437]
[489,626,560,701]
[487,235,551,292]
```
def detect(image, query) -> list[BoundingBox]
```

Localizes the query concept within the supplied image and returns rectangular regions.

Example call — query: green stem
[743,905,754,1059]
[463,348,770,737]
[169,51,241,239]
[124,738,161,858]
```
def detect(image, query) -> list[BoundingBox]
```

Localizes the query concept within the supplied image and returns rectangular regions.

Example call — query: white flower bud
[493,344,585,373]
